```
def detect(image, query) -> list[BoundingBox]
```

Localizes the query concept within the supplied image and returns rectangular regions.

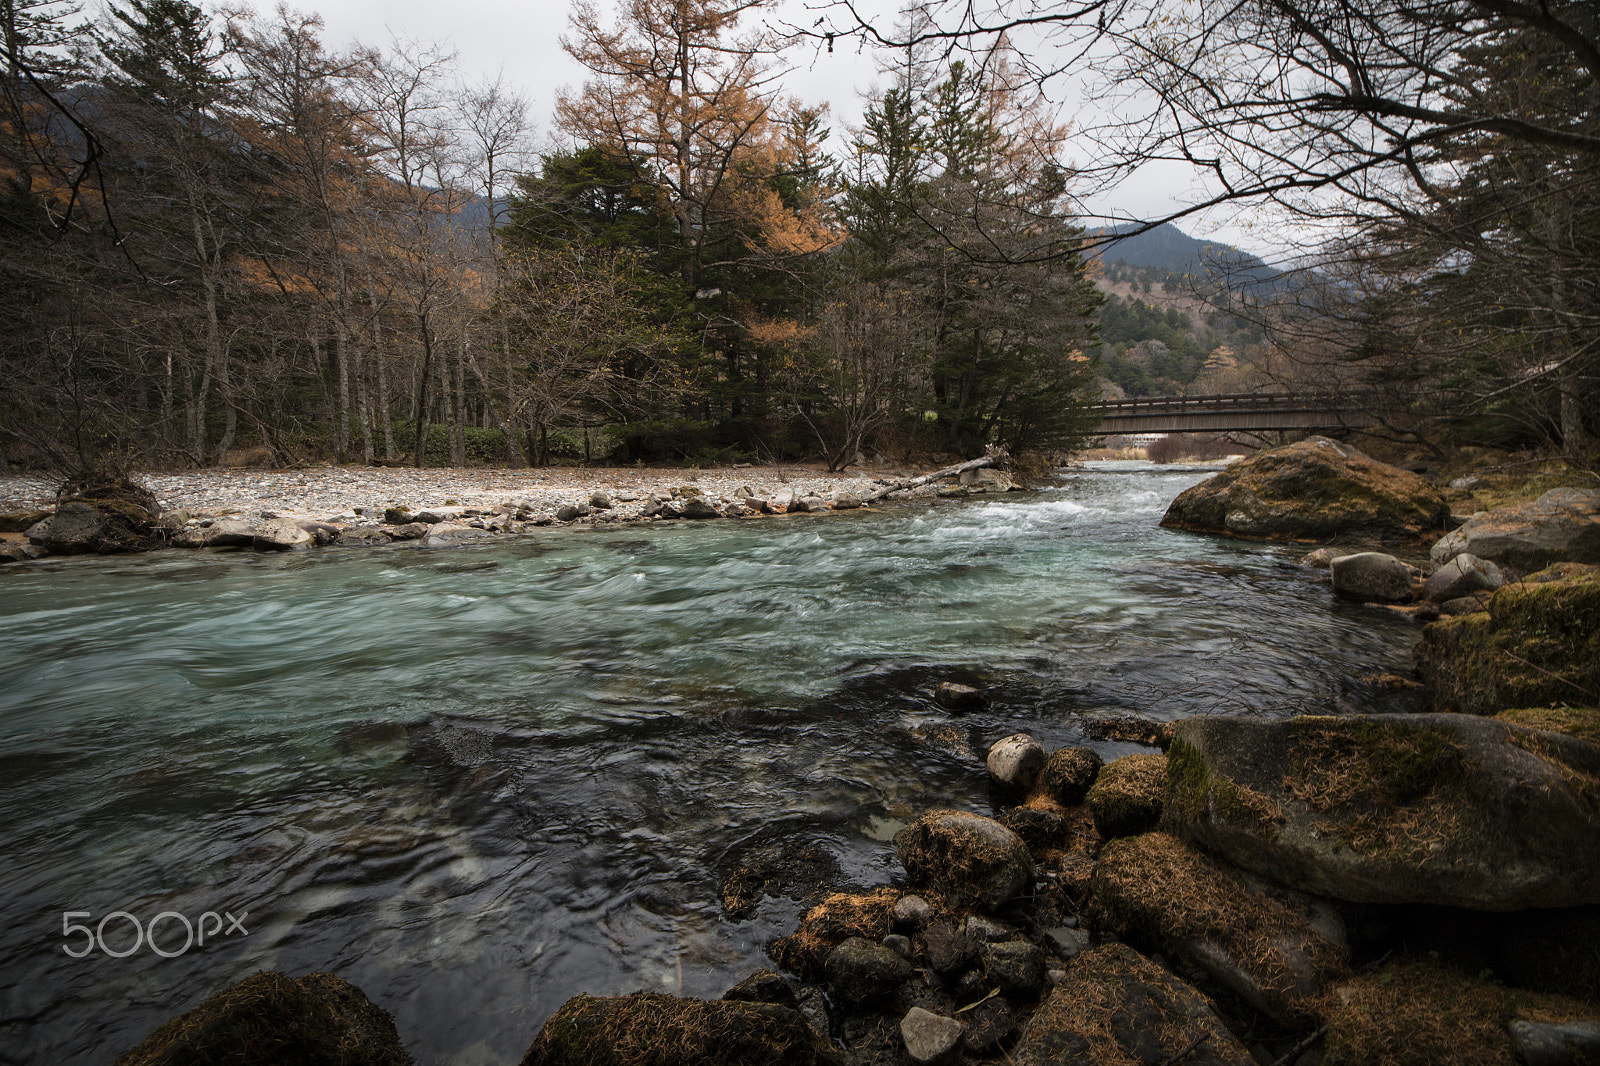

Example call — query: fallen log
[863,446,1009,502]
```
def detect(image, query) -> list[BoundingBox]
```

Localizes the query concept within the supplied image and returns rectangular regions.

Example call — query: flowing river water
[0,463,1424,1064]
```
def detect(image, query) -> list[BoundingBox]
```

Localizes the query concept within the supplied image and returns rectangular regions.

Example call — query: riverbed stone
[1089,832,1349,1023]
[196,515,312,551]
[723,969,799,1010]
[380,522,428,541]
[1163,713,1600,909]
[1511,1019,1600,1066]
[825,937,914,1004]
[681,496,719,519]
[987,733,1046,791]
[794,495,828,513]
[896,810,1034,913]
[900,1007,962,1065]
[115,970,411,1066]
[923,922,980,975]
[891,894,934,929]
[1014,943,1255,1066]
[519,992,830,1066]
[934,681,987,711]
[1037,747,1103,806]
[998,807,1072,857]
[421,522,493,546]
[1085,753,1167,839]
[1331,551,1417,603]
[1431,488,1600,575]
[982,939,1048,1000]
[1415,563,1600,715]
[1422,551,1505,602]
[1160,436,1450,542]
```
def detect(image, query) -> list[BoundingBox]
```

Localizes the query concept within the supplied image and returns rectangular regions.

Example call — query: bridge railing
[1088,392,1369,414]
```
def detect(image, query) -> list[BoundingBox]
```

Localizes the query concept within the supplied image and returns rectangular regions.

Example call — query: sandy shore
[0,464,903,520]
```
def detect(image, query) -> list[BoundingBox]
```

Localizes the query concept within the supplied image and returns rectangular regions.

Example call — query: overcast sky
[209,0,1276,258]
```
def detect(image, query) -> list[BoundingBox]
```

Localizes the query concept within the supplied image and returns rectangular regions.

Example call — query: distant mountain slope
[1090,222,1279,283]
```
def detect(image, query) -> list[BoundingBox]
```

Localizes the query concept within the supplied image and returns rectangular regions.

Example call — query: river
[0,463,1422,1065]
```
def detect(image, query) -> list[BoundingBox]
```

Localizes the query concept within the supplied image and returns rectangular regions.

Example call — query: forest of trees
[4,0,1596,473]
[811,0,1598,462]
[0,0,1103,475]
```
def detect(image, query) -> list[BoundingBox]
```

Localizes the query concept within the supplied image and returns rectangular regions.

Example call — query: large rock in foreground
[1322,959,1596,1066]
[115,970,412,1066]
[1416,563,1600,715]
[895,810,1034,912]
[520,992,832,1066]
[1090,832,1348,1023]
[1431,488,1600,575]
[1160,437,1449,542]
[1014,944,1254,1066]
[1164,714,1600,910]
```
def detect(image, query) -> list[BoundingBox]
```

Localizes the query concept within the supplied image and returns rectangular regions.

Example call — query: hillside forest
[2,0,1596,473]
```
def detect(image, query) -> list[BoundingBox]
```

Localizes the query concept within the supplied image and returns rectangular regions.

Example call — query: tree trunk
[412,327,431,468]
[862,448,1008,501]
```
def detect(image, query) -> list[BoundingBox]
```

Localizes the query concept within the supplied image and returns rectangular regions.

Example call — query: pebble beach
[0,464,897,521]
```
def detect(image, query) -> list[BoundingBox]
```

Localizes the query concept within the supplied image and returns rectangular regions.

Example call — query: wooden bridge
[1089,392,1377,435]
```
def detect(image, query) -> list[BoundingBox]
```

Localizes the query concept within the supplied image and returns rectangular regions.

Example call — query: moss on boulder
[768,888,897,979]
[894,810,1034,913]
[1085,753,1167,839]
[1415,563,1600,715]
[1089,832,1348,1023]
[1013,943,1255,1066]
[1036,746,1103,806]
[115,971,413,1066]
[1321,959,1595,1066]
[1162,714,1600,909]
[1159,437,1449,542]
[519,992,833,1066]
[1495,705,1600,745]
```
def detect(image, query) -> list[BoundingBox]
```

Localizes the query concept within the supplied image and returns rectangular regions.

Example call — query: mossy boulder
[1036,746,1103,806]
[1085,753,1167,839]
[1013,943,1255,1066]
[1163,714,1600,910]
[1495,705,1600,745]
[824,937,914,1004]
[1159,436,1450,542]
[894,810,1034,913]
[1089,832,1349,1023]
[769,889,897,979]
[1430,488,1600,576]
[115,970,412,1066]
[29,498,162,554]
[519,992,834,1066]
[1415,563,1600,715]
[1321,959,1596,1066]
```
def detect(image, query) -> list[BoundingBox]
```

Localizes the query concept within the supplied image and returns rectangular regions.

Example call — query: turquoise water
[0,465,1421,1064]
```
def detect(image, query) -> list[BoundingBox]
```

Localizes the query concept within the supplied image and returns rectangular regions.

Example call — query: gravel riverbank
[0,464,896,521]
